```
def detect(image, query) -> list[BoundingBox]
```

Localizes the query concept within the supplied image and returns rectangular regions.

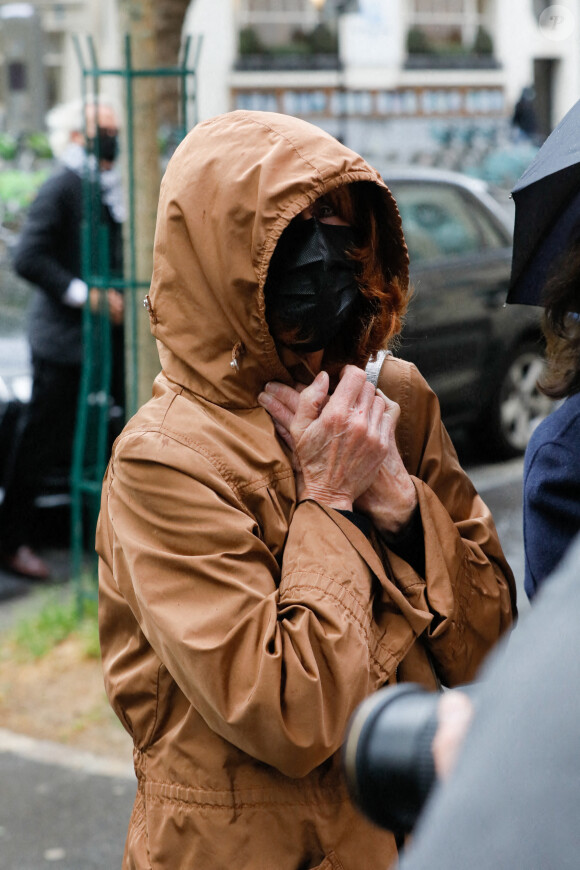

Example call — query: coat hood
[146,110,408,408]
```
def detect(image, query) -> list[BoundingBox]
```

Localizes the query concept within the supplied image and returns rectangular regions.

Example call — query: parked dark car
[382,167,553,458]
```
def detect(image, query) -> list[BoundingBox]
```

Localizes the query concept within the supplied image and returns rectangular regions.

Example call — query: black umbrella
[508,98,580,306]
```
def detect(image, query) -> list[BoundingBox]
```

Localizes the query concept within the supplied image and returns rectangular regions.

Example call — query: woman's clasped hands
[258,365,417,534]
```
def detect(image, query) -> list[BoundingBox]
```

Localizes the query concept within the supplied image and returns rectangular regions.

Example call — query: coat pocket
[310,851,345,870]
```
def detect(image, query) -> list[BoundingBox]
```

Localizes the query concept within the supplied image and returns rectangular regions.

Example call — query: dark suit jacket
[523,390,580,600]
[13,166,122,366]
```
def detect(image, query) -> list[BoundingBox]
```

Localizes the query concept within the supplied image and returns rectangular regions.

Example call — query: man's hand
[107,289,124,326]
[258,366,389,510]
[89,288,124,326]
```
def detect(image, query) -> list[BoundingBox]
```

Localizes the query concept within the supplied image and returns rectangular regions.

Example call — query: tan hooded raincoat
[97,111,516,870]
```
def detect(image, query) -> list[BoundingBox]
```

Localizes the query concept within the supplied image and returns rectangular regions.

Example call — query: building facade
[1,0,578,167]
[185,0,580,170]
[0,0,120,134]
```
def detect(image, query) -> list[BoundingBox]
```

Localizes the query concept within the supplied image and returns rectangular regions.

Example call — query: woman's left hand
[353,389,417,536]
[259,375,417,534]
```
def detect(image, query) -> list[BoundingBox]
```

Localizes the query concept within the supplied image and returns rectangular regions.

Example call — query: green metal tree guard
[70,34,202,606]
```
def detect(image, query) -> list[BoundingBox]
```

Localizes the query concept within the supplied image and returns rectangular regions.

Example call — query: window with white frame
[237,0,341,54]
[407,0,492,53]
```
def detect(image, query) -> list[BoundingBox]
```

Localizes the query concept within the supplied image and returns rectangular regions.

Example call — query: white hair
[46,95,120,159]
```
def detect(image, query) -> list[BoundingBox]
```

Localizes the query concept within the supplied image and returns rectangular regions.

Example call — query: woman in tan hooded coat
[97,110,516,869]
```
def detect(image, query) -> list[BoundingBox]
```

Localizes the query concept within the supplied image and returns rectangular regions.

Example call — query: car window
[389,182,507,264]
[487,183,516,229]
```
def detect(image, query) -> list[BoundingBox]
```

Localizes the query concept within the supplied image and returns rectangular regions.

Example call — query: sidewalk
[0,547,71,631]
[0,730,134,869]
[0,548,136,869]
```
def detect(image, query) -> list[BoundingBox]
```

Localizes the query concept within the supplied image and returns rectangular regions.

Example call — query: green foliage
[305,23,338,54]
[0,169,48,225]
[406,26,433,54]
[239,26,268,55]
[407,25,494,58]
[0,133,18,160]
[11,595,100,661]
[473,25,493,55]
[0,131,53,160]
[75,606,101,660]
[239,23,338,56]
[23,131,53,159]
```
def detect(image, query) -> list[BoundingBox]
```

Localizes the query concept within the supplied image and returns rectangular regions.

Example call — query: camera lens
[342,683,439,833]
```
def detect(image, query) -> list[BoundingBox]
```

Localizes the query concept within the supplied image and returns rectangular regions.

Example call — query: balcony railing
[235,53,340,71]
[404,25,499,70]
[404,53,501,70]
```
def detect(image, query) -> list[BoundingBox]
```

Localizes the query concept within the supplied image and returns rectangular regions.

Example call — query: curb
[0,727,135,780]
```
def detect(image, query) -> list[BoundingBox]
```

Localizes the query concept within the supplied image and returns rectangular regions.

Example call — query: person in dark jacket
[523,238,580,600]
[0,97,124,579]
[512,85,540,143]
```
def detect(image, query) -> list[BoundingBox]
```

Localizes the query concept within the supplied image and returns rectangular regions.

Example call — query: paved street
[0,731,134,870]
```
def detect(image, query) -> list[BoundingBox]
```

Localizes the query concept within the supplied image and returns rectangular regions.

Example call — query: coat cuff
[63,277,89,307]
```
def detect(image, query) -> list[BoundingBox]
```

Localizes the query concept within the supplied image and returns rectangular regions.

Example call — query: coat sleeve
[377,358,517,686]
[99,428,426,778]
[523,437,579,600]
[12,173,78,300]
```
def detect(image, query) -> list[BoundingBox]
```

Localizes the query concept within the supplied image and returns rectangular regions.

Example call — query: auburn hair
[315,181,410,369]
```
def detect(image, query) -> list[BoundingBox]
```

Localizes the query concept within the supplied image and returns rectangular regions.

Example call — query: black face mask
[265,218,360,353]
[91,128,119,163]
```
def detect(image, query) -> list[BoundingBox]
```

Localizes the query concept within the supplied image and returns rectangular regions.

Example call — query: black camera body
[342,683,441,834]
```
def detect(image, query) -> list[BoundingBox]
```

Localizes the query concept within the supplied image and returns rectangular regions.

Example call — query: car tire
[478,340,555,459]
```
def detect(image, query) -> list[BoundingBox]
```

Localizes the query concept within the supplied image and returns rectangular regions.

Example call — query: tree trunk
[116,0,161,411]
[116,0,192,411]
[155,0,192,126]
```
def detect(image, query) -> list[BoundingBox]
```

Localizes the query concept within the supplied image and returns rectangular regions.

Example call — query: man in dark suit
[0,98,124,578]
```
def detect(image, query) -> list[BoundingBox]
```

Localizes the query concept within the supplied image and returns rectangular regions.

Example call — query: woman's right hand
[259,366,390,510]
